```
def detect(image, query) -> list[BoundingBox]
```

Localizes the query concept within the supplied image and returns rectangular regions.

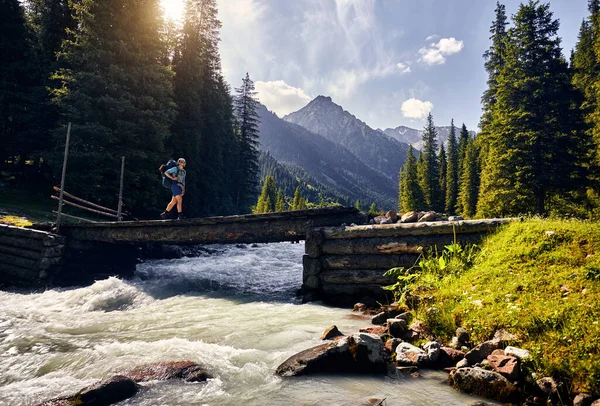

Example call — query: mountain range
[256,95,474,210]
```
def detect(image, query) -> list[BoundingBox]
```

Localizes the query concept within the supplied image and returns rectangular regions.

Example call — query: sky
[162,0,590,132]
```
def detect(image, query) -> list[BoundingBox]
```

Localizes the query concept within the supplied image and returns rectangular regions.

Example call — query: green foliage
[254,175,277,213]
[458,138,479,218]
[477,1,591,217]
[398,146,424,213]
[418,113,442,211]
[402,219,600,395]
[445,120,459,214]
[438,144,447,213]
[291,186,307,210]
[275,188,286,212]
[354,200,362,211]
[51,0,176,216]
[368,202,379,216]
[383,267,419,303]
[234,73,261,213]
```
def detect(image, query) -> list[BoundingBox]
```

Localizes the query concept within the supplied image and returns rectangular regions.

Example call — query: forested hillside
[0,0,260,218]
[398,0,600,219]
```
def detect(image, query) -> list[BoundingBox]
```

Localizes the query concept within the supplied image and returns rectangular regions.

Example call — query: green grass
[0,186,57,223]
[404,219,600,395]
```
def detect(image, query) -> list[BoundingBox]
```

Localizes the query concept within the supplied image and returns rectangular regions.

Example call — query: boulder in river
[321,325,344,340]
[276,333,388,377]
[124,361,211,383]
[38,375,139,406]
[448,367,521,403]
[464,339,503,366]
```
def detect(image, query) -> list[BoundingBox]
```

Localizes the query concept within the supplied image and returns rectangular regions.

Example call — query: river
[0,242,494,405]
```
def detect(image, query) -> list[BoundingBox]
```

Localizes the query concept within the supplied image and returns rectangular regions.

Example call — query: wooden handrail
[52,210,98,223]
[53,186,120,215]
[50,195,118,218]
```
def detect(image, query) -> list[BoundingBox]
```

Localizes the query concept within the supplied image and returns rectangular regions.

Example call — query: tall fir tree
[481,1,509,129]
[51,0,176,215]
[275,188,286,212]
[417,113,441,211]
[233,73,261,213]
[458,138,479,218]
[0,0,39,170]
[171,0,237,216]
[291,186,307,210]
[254,175,277,213]
[398,146,424,212]
[438,144,447,212]
[477,0,589,216]
[445,120,459,213]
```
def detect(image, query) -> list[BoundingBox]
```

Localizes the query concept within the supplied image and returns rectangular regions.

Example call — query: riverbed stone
[371,310,399,325]
[396,342,429,367]
[573,393,593,406]
[423,341,441,362]
[487,353,519,381]
[395,312,414,324]
[385,210,398,222]
[418,211,437,222]
[448,367,520,403]
[464,339,503,365]
[38,375,139,406]
[321,325,344,340]
[441,347,465,364]
[387,318,407,338]
[384,338,402,354]
[504,346,531,361]
[276,333,388,377]
[124,361,211,383]
[400,211,419,223]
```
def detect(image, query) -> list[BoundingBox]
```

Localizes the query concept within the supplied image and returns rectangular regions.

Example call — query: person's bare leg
[176,195,183,213]
[166,196,177,212]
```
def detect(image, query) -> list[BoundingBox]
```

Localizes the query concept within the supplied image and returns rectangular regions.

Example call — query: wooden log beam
[320,233,484,255]
[320,254,420,271]
[60,208,365,244]
[320,269,393,285]
[303,255,322,275]
[0,235,45,250]
[320,218,520,239]
[0,244,42,260]
[0,263,41,282]
[0,224,64,244]
[51,195,118,218]
[53,186,120,215]
[0,253,39,271]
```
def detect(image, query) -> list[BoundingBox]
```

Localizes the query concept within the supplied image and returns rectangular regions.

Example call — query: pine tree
[233,73,261,212]
[457,124,470,179]
[0,0,39,169]
[438,144,447,212]
[476,1,589,216]
[275,188,286,212]
[171,0,237,216]
[445,120,459,213]
[481,1,509,129]
[255,175,277,213]
[368,203,378,216]
[355,200,362,211]
[50,0,176,214]
[457,139,479,218]
[398,146,424,212]
[418,113,441,211]
[291,186,304,210]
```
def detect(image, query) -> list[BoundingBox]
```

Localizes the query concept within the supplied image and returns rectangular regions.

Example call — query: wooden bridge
[59,207,367,244]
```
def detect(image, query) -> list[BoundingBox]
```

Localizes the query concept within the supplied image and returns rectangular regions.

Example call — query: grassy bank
[403,219,600,395]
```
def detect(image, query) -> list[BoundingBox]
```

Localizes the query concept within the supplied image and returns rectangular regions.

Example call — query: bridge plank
[320,254,421,271]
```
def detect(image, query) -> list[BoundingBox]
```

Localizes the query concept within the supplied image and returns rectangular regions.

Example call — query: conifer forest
[2,0,600,219]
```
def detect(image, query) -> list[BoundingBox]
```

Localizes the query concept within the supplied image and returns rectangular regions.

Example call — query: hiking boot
[177,214,185,220]
[160,211,168,219]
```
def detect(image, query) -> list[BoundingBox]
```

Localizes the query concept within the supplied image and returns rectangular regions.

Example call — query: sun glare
[160,0,186,22]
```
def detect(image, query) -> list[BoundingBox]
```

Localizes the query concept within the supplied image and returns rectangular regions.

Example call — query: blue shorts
[171,184,183,196]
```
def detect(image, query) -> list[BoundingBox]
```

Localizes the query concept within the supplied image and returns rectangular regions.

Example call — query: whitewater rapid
[0,243,494,405]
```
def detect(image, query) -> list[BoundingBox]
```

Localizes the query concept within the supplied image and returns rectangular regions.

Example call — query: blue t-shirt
[166,166,186,186]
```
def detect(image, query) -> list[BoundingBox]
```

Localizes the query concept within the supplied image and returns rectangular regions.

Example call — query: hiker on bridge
[161,158,186,220]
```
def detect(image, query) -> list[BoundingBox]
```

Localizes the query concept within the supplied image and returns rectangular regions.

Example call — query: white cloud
[418,37,464,65]
[255,80,312,117]
[401,98,433,119]
[397,63,411,74]
[425,34,439,41]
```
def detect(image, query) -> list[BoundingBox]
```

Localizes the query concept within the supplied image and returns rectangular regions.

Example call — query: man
[160,158,186,220]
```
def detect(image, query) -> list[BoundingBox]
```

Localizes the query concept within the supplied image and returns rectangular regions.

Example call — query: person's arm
[165,169,178,181]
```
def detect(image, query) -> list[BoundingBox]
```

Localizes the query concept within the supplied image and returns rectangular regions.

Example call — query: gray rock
[276,333,388,377]
[456,358,469,368]
[504,346,530,361]
[573,393,593,406]
[464,339,503,365]
[456,327,470,344]
[396,342,429,367]
[423,341,441,362]
[387,318,407,338]
[124,361,211,383]
[397,366,419,374]
[418,211,437,222]
[395,312,414,324]
[321,325,344,340]
[448,216,464,221]
[449,367,520,403]
[400,211,419,223]
[38,376,139,406]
